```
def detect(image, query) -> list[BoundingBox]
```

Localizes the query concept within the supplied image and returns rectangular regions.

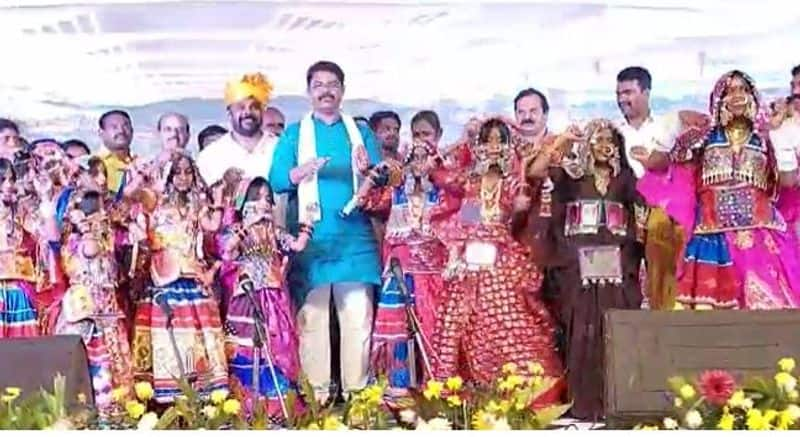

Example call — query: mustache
[319,93,335,100]
[239,115,258,124]
[521,119,535,125]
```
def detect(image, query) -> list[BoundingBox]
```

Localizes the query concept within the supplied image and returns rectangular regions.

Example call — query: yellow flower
[4,387,20,399]
[717,413,735,431]
[746,409,770,430]
[472,410,495,430]
[727,390,753,410]
[790,390,799,401]
[679,384,696,400]
[530,376,543,387]
[673,301,685,310]
[486,400,503,414]
[445,376,463,391]
[210,388,229,405]
[507,374,524,388]
[639,425,659,430]
[775,372,798,392]
[446,394,462,407]
[222,398,241,415]
[134,381,154,401]
[202,405,218,419]
[502,362,518,375]
[323,415,347,430]
[125,400,146,419]
[77,393,87,404]
[777,410,793,430]
[527,362,545,375]
[423,380,444,400]
[764,409,779,424]
[111,387,128,403]
[306,423,321,430]
[362,385,383,404]
[779,358,796,373]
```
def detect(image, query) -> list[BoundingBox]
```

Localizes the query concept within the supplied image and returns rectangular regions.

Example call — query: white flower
[787,404,800,421]
[490,417,512,430]
[663,417,679,430]
[684,410,703,429]
[417,417,452,431]
[743,398,754,410]
[202,405,218,419]
[137,412,159,430]
[398,409,417,424]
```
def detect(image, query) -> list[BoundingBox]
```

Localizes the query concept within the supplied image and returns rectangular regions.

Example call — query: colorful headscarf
[224,73,274,106]
[708,70,770,133]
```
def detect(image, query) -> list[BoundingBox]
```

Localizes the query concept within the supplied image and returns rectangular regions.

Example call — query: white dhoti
[296,281,374,401]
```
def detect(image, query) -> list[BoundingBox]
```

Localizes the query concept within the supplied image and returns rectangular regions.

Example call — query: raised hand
[290,157,330,184]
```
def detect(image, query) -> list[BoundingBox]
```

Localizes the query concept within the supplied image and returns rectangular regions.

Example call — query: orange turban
[224,73,273,106]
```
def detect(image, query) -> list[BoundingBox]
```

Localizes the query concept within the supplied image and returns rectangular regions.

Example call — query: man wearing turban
[197,72,286,227]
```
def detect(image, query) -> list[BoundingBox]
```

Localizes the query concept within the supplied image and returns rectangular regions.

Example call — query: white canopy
[1,0,797,145]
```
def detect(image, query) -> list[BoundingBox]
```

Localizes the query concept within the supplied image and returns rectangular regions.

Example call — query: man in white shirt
[613,66,684,310]
[196,72,286,227]
[771,64,800,237]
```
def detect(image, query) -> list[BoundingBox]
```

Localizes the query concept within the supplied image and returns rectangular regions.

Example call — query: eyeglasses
[310,81,342,91]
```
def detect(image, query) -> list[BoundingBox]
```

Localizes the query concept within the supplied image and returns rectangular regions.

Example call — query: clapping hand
[290,157,330,184]
[629,146,651,164]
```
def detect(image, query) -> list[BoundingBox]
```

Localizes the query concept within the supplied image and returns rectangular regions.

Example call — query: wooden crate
[604,309,800,427]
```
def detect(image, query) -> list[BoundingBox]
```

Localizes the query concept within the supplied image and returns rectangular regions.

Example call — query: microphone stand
[155,292,188,382]
[389,260,435,383]
[239,276,290,424]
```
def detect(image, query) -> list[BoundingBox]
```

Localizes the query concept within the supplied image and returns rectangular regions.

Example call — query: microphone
[340,196,360,217]
[239,273,255,296]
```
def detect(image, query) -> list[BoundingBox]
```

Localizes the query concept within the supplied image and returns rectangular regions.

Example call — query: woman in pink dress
[674,70,800,309]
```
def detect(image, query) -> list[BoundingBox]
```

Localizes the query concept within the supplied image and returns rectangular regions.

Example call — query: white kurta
[196,132,287,228]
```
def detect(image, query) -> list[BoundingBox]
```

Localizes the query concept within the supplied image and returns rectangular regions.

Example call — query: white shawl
[297,112,364,223]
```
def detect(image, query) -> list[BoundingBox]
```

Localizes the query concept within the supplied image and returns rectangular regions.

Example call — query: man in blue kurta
[269,60,382,402]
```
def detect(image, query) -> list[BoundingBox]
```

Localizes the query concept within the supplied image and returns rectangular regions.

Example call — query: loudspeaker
[0,335,93,409]
[605,309,800,427]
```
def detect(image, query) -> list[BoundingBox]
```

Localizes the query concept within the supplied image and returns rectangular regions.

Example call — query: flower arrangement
[408,361,571,430]
[638,357,800,430]
[0,361,570,430]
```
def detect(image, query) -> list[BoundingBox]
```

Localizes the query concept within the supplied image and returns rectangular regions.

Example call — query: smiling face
[99,113,133,151]
[308,70,344,113]
[158,114,190,151]
[589,126,616,164]
[718,73,758,125]
[228,97,263,137]
[616,79,649,120]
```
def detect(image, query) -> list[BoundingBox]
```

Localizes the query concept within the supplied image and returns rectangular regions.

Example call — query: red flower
[697,370,736,406]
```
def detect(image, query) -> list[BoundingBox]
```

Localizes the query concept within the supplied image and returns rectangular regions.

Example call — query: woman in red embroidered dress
[430,118,564,403]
